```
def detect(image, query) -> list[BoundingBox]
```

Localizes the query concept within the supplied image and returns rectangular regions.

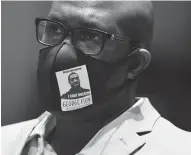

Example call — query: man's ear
[127,48,151,80]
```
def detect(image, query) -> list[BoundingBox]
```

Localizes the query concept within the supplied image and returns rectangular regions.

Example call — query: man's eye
[80,33,99,40]
[46,25,62,34]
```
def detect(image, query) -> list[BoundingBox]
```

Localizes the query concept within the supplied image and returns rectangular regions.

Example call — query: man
[61,72,90,99]
[2,1,191,155]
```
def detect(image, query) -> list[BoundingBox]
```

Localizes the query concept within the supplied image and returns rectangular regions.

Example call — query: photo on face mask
[56,65,93,111]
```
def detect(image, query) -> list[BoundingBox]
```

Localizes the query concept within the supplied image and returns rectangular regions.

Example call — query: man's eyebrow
[78,19,110,33]
[48,13,109,32]
[48,14,66,24]
[81,21,102,30]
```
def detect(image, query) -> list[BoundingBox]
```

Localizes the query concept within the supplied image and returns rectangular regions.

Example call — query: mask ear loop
[106,47,142,95]
[37,42,65,111]
[102,46,141,64]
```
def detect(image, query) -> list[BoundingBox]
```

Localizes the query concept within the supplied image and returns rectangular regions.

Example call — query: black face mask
[37,42,134,111]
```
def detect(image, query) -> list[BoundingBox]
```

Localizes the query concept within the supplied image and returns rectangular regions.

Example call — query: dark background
[2,2,191,131]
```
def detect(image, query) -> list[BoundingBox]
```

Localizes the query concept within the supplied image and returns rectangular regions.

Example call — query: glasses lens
[37,20,64,46]
[73,29,103,55]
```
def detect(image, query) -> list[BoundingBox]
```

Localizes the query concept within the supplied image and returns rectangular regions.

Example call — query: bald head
[49,1,154,43]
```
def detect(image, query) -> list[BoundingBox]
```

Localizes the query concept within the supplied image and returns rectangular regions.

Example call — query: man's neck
[71,85,81,90]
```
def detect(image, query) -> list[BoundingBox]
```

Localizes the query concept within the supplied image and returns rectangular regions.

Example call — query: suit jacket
[1,97,191,155]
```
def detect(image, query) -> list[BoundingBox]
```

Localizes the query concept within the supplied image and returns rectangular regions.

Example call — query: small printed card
[56,65,93,111]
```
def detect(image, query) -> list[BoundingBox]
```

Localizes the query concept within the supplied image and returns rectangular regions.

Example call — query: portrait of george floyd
[1,1,191,155]
[60,72,90,99]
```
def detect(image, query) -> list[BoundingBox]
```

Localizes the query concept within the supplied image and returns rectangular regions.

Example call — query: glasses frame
[35,18,141,56]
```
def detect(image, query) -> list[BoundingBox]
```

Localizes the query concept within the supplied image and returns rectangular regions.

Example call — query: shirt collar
[126,97,161,133]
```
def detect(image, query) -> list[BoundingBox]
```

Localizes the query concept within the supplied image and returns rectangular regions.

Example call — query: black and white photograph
[1,1,191,155]
[56,65,92,111]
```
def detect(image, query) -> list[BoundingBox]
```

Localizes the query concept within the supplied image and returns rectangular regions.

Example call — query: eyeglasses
[35,18,140,56]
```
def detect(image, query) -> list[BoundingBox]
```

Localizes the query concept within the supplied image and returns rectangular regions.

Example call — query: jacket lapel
[2,111,55,155]
[101,120,146,155]
[78,97,160,155]
[2,119,39,155]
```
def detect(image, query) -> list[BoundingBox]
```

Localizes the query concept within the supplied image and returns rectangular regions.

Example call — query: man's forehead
[49,1,119,33]
[70,73,78,79]
[49,1,153,41]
